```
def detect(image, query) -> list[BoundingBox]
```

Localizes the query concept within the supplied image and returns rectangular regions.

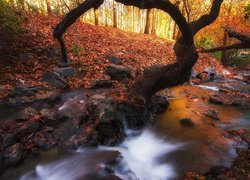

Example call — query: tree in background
[45,0,52,14]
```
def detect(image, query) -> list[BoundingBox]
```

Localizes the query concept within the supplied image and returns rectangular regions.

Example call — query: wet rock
[43,126,54,132]
[106,64,132,83]
[4,143,25,166]
[16,107,39,121]
[17,120,40,135]
[91,79,113,89]
[35,131,56,149]
[107,56,122,65]
[149,95,169,114]
[41,108,59,125]
[204,166,229,179]
[144,64,164,75]
[119,102,150,129]
[204,110,220,121]
[55,67,76,77]
[87,96,117,124]
[42,72,69,89]
[231,98,246,106]
[8,86,38,98]
[228,129,250,145]
[209,95,224,105]
[204,67,217,81]
[180,118,196,127]
[1,133,17,149]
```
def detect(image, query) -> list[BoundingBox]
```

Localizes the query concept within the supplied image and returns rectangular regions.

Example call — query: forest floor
[0,12,229,100]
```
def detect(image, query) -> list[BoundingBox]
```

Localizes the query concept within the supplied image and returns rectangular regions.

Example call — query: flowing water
[1,81,250,180]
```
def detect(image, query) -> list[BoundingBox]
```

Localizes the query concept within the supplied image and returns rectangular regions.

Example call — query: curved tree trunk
[53,0,223,98]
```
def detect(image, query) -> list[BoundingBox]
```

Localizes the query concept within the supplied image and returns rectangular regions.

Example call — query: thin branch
[189,0,224,35]
[200,42,250,53]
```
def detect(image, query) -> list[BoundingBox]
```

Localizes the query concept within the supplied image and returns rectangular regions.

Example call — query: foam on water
[102,129,182,180]
[21,130,182,180]
[196,85,220,91]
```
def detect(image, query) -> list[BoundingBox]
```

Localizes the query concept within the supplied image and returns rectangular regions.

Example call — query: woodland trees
[53,0,225,99]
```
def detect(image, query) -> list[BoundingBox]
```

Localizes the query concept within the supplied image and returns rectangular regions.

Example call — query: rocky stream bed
[0,69,249,180]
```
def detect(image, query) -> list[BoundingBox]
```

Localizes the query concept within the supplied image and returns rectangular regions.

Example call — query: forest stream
[0,78,249,180]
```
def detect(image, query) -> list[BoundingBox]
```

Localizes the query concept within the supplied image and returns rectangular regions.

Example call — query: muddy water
[1,83,250,180]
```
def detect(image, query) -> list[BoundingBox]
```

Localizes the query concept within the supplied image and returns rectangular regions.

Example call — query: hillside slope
[0,13,226,98]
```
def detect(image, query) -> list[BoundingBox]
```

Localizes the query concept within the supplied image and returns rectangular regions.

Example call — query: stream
[0,79,250,180]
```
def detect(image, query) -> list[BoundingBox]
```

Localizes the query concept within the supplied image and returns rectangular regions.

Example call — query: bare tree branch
[189,0,223,35]
[201,42,250,53]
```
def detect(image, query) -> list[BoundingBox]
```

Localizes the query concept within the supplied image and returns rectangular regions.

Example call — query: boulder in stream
[180,118,196,127]
[209,95,225,105]
[204,110,220,121]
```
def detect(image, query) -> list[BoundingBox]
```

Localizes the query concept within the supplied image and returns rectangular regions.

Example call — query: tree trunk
[19,0,25,10]
[45,0,52,15]
[144,9,151,34]
[94,9,99,25]
[113,1,117,28]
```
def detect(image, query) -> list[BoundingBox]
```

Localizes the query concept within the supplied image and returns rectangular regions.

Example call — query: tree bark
[45,0,52,15]
[144,9,151,34]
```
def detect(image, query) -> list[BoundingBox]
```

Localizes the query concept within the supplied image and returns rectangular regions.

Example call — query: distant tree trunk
[221,0,233,66]
[19,0,25,10]
[113,1,117,28]
[151,9,156,34]
[54,0,224,99]
[144,9,151,34]
[45,0,52,15]
[94,9,99,25]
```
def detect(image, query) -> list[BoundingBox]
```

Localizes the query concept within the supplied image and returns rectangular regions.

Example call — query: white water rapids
[21,129,182,180]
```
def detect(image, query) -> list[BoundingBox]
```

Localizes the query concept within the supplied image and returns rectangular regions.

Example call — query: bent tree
[53,0,224,99]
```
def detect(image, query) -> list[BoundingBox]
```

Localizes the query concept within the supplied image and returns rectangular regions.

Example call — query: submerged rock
[180,118,196,127]
[149,95,169,114]
[3,143,25,166]
[8,86,38,98]
[204,110,220,121]
[209,95,224,105]
[1,133,17,149]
